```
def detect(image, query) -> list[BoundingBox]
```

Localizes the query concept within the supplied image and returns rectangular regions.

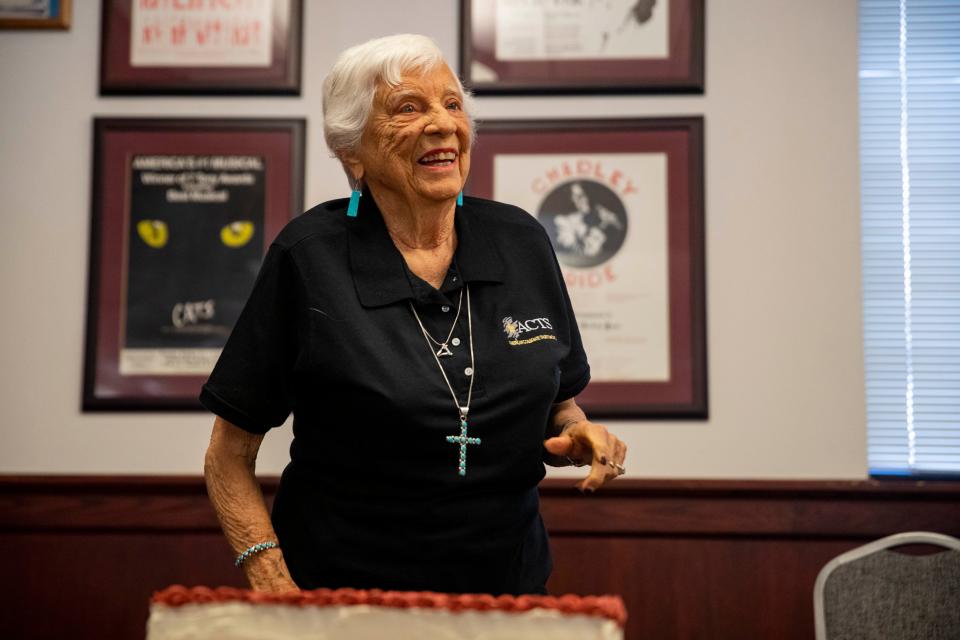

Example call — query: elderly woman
[201,34,627,596]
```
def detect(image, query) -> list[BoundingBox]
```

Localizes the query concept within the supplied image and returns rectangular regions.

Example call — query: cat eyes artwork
[123,155,266,375]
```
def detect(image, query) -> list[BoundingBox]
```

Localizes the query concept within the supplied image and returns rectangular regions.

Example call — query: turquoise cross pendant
[445,409,481,476]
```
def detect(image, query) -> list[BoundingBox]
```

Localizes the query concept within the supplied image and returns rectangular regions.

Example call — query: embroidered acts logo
[503,317,521,339]
[502,316,557,346]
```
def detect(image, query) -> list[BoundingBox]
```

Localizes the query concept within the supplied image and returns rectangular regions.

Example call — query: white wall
[0,0,865,479]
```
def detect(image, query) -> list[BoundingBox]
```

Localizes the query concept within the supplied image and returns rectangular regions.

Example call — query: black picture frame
[468,117,707,417]
[460,0,704,95]
[99,0,303,95]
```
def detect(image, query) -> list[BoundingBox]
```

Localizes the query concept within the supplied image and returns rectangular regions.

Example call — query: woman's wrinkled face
[349,64,471,205]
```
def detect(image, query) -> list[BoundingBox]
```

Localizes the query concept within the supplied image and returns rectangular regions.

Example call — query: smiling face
[344,64,471,206]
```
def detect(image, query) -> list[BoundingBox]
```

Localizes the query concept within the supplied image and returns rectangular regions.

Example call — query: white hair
[322,34,476,180]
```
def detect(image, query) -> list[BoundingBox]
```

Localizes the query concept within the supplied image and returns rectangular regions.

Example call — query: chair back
[813,531,960,640]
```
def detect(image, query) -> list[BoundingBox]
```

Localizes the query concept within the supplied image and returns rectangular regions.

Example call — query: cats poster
[122,154,265,376]
[84,118,304,410]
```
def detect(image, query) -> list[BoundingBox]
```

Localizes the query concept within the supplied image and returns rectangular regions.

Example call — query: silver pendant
[436,343,453,357]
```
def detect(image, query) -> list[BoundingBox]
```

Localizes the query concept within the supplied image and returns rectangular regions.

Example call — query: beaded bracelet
[234,541,278,568]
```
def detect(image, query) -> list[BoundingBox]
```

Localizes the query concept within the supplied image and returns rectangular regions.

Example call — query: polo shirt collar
[347,188,505,308]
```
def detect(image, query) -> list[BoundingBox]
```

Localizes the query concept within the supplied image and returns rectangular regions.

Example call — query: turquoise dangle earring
[347,179,362,217]
[457,191,464,206]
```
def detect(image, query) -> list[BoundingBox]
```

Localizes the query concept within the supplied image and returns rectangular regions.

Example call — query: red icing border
[152,585,627,627]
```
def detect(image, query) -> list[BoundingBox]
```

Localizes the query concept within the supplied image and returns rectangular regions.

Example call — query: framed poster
[83,118,305,411]
[99,0,302,95]
[468,118,706,417]
[460,0,704,94]
[0,0,70,29]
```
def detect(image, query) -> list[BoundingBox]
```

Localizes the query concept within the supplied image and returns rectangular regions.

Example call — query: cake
[148,585,627,640]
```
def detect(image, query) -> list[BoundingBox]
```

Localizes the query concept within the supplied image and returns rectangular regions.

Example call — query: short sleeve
[199,243,302,434]
[547,237,591,403]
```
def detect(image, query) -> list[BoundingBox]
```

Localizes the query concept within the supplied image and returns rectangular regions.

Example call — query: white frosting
[147,602,623,640]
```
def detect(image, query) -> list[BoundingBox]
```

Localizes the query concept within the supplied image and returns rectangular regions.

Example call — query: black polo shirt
[199,188,590,595]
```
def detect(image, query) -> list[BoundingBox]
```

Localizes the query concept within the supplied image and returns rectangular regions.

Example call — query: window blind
[860,0,960,476]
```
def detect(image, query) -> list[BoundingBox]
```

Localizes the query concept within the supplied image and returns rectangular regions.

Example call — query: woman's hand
[205,416,301,594]
[543,420,627,493]
[243,548,301,594]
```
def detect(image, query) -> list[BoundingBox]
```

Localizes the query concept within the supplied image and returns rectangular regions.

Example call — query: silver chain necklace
[409,284,480,476]
[415,288,463,357]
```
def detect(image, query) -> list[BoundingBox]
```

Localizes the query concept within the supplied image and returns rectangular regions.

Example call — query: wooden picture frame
[99,0,302,95]
[0,0,71,29]
[460,0,704,94]
[83,118,305,411]
[468,117,707,417]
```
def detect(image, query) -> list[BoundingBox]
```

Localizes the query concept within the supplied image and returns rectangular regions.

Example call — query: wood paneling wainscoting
[1,477,958,639]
